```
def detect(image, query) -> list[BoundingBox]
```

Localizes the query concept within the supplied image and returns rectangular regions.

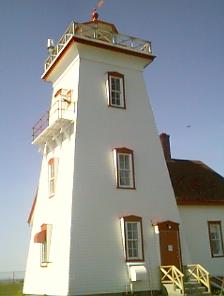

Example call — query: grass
[0,281,23,296]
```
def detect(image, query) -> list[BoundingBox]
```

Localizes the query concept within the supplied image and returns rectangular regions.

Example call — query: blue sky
[0,0,224,272]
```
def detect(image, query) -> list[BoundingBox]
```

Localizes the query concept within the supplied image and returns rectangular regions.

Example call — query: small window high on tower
[107,72,126,109]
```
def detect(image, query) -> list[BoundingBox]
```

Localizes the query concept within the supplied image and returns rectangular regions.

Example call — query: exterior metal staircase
[210,276,224,295]
[160,264,211,296]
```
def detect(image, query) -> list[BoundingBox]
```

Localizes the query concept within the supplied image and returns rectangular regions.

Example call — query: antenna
[47,38,55,54]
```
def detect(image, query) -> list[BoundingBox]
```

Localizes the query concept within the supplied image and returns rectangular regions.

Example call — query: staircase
[160,264,211,296]
[210,276,224,295]
[183,279,210,295]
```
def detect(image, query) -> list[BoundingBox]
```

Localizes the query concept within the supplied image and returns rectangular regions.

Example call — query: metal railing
[32,99,74,141]
[44,21,153,72]
[32,110,49,141]
[210,276,224,295]
[160,265,184,294]
[186,264,211,293]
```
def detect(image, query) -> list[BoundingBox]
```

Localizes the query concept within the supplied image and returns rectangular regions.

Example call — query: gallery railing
[44,21,153,72]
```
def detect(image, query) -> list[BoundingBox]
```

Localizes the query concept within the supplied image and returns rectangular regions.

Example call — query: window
[41,241,48,265]
[208,221,224,257]
[48,158,58,197]
[34,224,53,267]
[113,148,135,189]
[108,72,126,109]
[120,216,144,262]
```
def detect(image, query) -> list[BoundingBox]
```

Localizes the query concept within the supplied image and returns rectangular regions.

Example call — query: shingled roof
[160,133,224,205]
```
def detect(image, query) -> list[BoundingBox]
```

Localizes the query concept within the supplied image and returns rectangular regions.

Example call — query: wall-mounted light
[154,225,159,234]
[152,223,159,234]
[167,224,172,229]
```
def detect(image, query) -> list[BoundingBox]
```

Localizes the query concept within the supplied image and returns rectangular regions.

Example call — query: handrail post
[160,265,184,294]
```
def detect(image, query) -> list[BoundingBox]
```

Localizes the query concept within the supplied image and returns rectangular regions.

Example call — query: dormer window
[107,72,126,109]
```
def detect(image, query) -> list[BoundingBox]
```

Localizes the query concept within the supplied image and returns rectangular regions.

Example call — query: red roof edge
[27,191,37,224]
[177,199,224,206]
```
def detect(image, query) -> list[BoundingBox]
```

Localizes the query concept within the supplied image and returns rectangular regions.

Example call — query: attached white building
[160,133,224,277]
[24,14,191,296]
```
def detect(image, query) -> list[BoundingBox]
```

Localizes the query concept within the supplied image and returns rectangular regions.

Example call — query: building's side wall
[23,58,79,295]
[68,45,190,295]
[178,205,224,275]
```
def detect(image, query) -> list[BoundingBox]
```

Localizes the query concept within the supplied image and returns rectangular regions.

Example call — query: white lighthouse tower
[24,11,190,296]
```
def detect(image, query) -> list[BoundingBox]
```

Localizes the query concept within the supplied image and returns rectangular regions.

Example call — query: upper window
[208,221,224,257]
[121,216,144,262]
[108,72,126,109]
[113,148,135,189]
[48,158,58,197]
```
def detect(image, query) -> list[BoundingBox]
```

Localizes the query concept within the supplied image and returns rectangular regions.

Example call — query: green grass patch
[0,281,23,296]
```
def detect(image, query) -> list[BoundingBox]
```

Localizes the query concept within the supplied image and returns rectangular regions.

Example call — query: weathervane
[91,0,104,21]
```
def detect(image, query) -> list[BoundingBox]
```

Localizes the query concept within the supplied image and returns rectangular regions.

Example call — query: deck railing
[32,100,73,141]
[186,264,211,293]
[44,21,152,72]
[160,265,184,294]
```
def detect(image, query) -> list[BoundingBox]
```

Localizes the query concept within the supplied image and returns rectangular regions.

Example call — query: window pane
[126,222,139,258]
[118,153,132,187]
[50,163,55,178]
[124,155,130,169]
[41,242,47,263]
[111,77,120,91]
[120,170,130,186]
[209,222,224,256]
[111,91,120,106]
[111,78,116,90]
[211,241,221,255]
[110,76,122,107]
[50,179,55,194]
[119,155,125,169]
[115,79,120,91]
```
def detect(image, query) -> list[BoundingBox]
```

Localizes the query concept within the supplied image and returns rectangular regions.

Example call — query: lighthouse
[23,11,190,296]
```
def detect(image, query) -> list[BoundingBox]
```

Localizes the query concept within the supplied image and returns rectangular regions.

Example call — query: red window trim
[114,147,136,189]
[54,88,63,97]
[123,215,144,262]
[54,89,72,104]
[208,221,224,258]
[108,72,126,109]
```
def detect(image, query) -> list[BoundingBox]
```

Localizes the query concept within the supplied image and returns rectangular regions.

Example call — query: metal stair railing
[210,275,224,295]
[186,264,211,293]
[160,265,184,294]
